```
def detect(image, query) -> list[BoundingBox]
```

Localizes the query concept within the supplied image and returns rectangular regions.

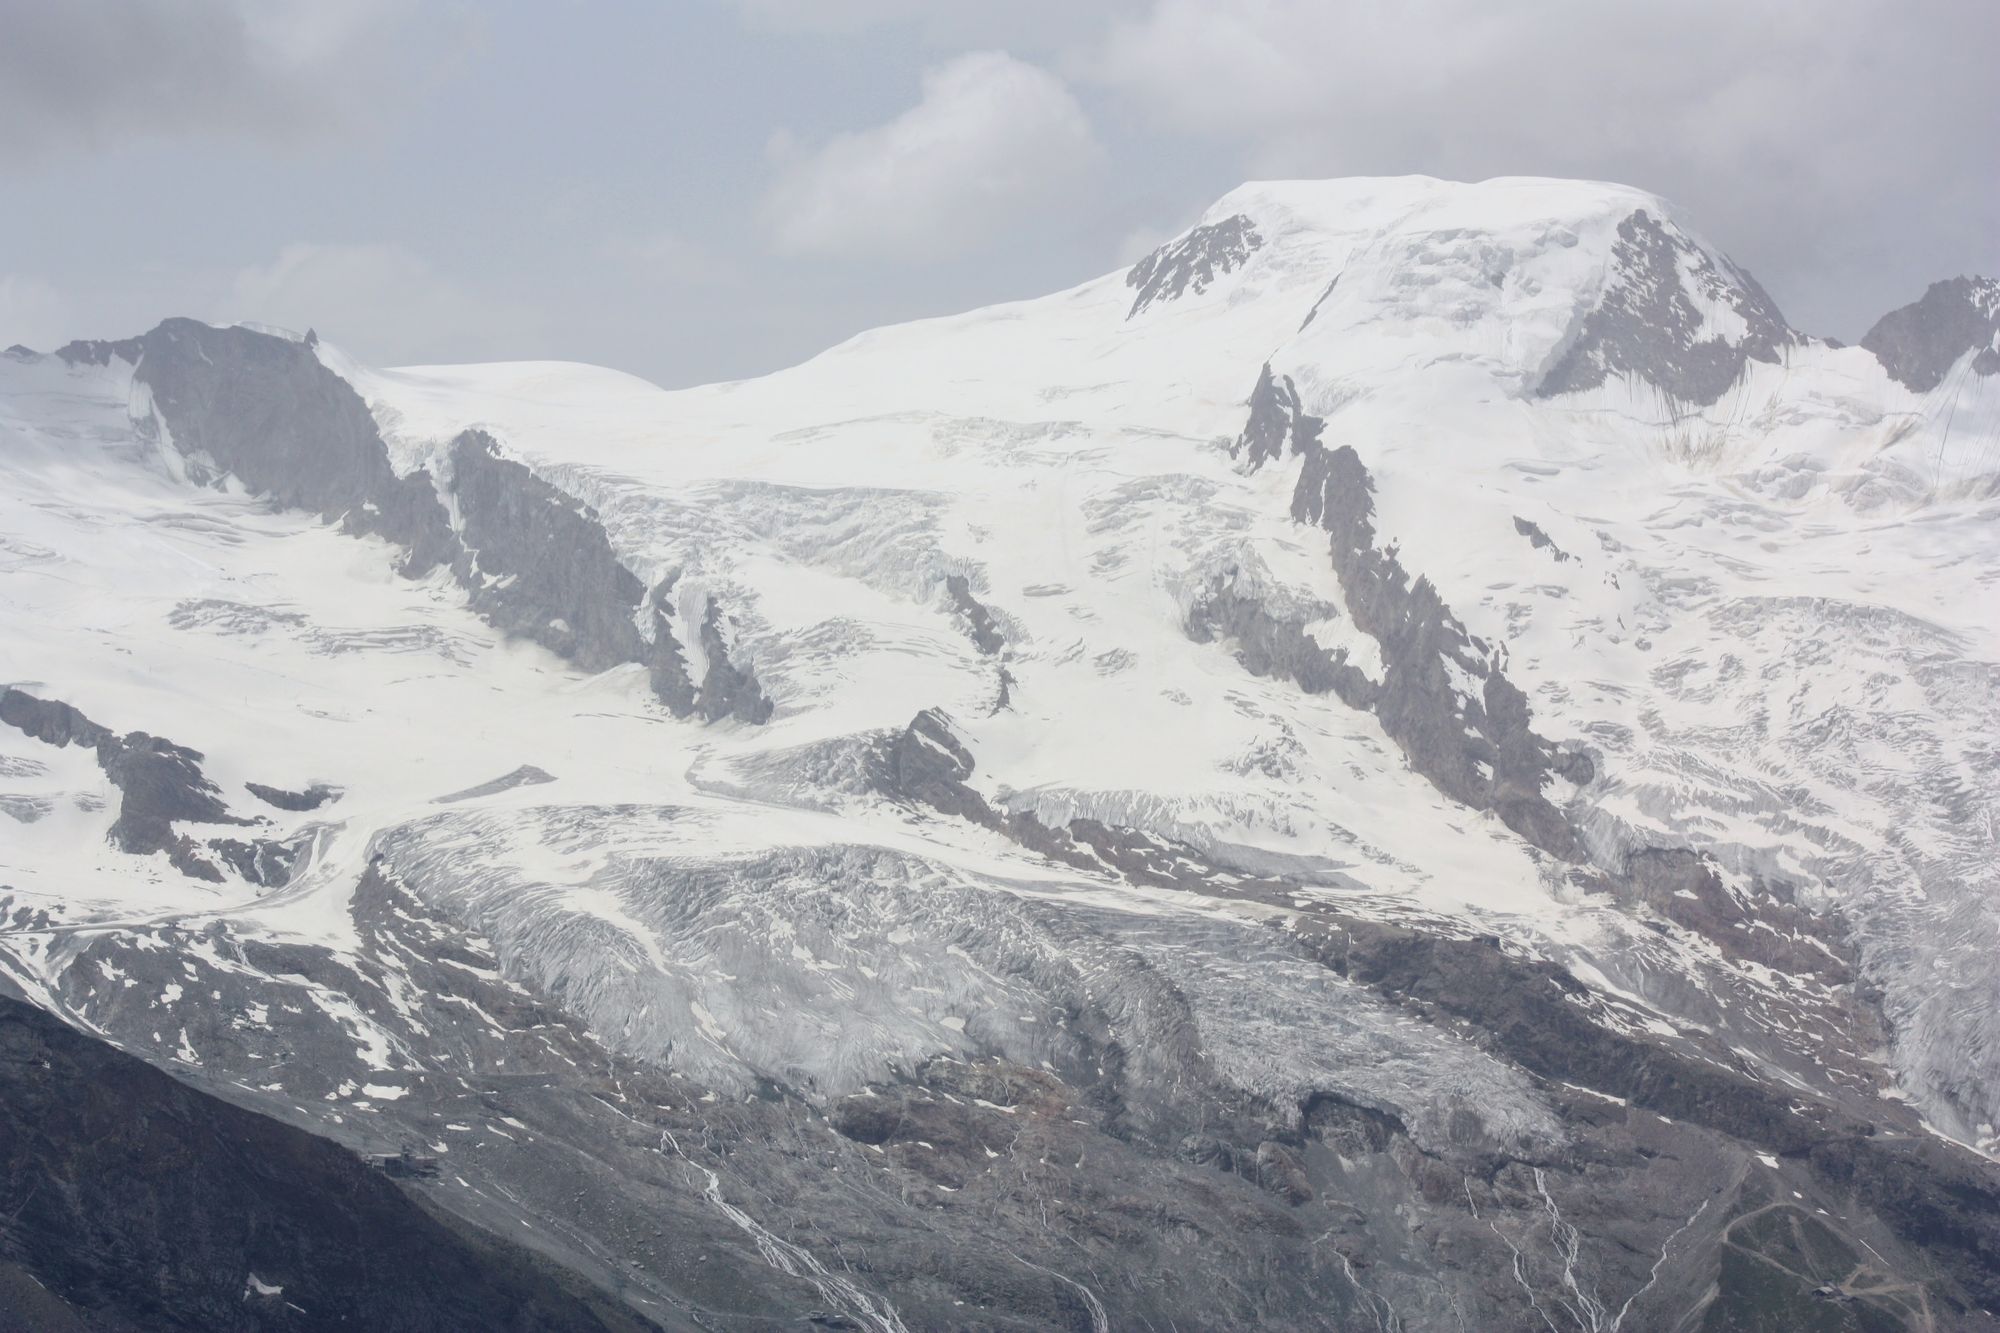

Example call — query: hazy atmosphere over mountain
[1,0,1996,384]
[4,4,2000,1333]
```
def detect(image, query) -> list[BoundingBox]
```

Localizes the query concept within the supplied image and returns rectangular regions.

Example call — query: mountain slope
[3,174,1998,1331]
[0,992,663,1332]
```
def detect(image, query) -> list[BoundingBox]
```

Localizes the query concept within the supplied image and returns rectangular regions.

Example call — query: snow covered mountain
[3,175,1999,1331]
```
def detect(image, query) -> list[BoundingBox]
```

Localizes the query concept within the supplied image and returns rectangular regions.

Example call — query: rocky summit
[3,175,1999,1331]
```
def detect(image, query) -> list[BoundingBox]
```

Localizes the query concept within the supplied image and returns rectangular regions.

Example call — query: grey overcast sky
[2,0,1995,387]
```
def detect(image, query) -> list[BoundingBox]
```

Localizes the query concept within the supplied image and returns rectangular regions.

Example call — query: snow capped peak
[1204,173,1672,233]
[1125,176,1792,409]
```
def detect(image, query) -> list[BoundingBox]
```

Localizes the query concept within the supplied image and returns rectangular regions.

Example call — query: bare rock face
[1538,209,1794,405]
[134,319,459,576]
[1232,362,1323,469]
[449,429,668,677]
[1183,567,1375,708]
[434,764,557,804]
[244,781,340,812]
[1512,515,1572,562]
[943,574,1005,655]
[1861,275,2000,391]
[1288,425,1590,860]
[694,597,774,723]
[0,688,290,884]
[1230,372,1587,879]
[1126,213,1263,317]
[124,323,774,723]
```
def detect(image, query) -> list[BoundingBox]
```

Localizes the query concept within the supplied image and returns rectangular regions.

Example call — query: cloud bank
[763,52,1101,261]
[0,0,442,158]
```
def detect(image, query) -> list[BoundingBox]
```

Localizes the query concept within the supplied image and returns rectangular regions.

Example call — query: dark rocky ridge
[445,429,727,715]
[943,574,1005,655]
[243,781,339,812]
[1231,375,1877,996]
[0,991,661,1333]
[1184,570,1376,708]
[1512,515,1572,562]
[1861,276,2000,392]
[943,575,1015,709]
[1220,369,1598,857]
[0,688,111,751]
[433,764,556,804]
[693,597,773,723]
[1231,362,1323,469]
[1538,209,1794,406]
[134,319,457,578]
[1275,401,1591,859]
[1125,213,1263,317]
[52,336,144,369]
[874,708,1296,894]
[0,687,297,885]
[450,429,657,675]
[111,320,769,724]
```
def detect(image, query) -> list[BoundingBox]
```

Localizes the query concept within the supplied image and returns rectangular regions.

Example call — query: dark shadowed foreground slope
[0,995,660,1333]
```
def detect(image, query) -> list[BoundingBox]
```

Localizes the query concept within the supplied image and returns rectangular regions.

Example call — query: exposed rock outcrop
[120,322,766,723]
[1861,275,2000,392]
[0,688,276,884]
[1231,363,1322,469]
[1184,569,1376,708]
[693,597,774,724]
[1228,360,1589,858]
[1511,515,1572,562]
[134,319,458,577]
[1126,214,1263,317]
[943,574,1005,655]
[244,781,340,812]
[1287,432,1590,859]
[1538,209,1794,406]
[450,430,662,676]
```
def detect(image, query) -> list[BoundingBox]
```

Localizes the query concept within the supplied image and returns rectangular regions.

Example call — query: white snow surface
[3,175,1998,1150]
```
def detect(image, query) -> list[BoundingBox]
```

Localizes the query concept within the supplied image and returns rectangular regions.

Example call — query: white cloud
[730,0,958,32]
[0,0,457,159]
[221,244,534,366]
[611,232,739,288]
[1093,0,1979,182]
[1088,0,2000,334]
[763,51,1101,261]
[728,0,1128,43]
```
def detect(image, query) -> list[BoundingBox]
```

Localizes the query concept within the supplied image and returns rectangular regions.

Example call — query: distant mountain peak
[1129,177,1797,409]
[1862,274,2000,391]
